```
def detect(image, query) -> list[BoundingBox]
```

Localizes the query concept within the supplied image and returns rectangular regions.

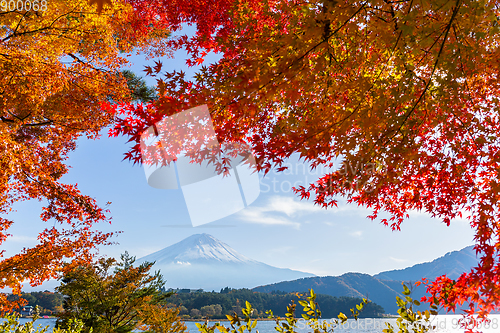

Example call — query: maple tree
[108,0,500,326]
[0,0,169,311]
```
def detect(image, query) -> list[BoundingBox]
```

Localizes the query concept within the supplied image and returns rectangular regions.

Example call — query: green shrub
[0,306,86,333]
[195,285,437,333]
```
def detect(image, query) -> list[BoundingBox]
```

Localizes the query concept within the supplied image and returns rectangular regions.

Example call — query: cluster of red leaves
[123,0,234,65]
[109,0,500,328]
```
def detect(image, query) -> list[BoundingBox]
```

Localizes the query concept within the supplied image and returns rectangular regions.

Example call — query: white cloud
[238,209,301,229]
[266,196,323,216]
[176,261,191,266]
[389,257,409,263]
[237,195,324,229]
[349,230,363,238]
[6,235,37,243]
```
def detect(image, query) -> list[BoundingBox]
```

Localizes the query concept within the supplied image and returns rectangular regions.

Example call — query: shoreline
[181,316,389,322]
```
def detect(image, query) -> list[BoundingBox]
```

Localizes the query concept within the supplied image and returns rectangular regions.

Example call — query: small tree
[136,303,187,333]
[190,308,201,319]
[179,305,189,316]
[213,304,223,316]
[56,252,171,333]
[201,305,216,317]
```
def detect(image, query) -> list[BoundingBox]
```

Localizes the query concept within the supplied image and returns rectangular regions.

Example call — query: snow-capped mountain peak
[136,233,315,290]
[139,233,255,265]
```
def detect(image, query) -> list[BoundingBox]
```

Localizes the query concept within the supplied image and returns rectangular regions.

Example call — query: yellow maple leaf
[87,0,112,13]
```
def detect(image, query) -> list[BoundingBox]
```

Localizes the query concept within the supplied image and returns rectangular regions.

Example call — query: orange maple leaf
[87,0,112,13]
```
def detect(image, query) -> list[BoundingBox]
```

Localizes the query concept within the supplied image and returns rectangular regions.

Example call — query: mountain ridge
[136,235,478,314]
[137,233,315,291]
[253,245,479,314]
[373,245,477,281]
[253,273,402,314]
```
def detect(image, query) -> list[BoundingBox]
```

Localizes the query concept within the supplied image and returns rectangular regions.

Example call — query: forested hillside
[253,273,402,314]
[165,288,385,319]
[7,291,63,315]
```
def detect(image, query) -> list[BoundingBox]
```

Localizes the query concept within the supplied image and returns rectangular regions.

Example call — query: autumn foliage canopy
[2,0,500,325]
[0,0,167,311]
[107,0,500,322]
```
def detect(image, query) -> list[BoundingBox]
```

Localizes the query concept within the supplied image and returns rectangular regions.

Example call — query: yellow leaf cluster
[0,0,168,311]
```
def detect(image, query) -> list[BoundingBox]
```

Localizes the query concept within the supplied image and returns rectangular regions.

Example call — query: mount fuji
[137,233,315,291]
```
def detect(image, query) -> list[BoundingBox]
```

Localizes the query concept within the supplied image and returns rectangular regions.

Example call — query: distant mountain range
[253,246,479,314]
[137,234,479,314]
[254,273,402,314]
[374,245,477,281]
[137,233,315,291]
[16,235,479,313]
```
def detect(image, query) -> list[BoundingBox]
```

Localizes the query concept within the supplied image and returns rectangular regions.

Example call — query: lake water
[2,315,499,332]
[0,318,57,331]
[185,315,500,333]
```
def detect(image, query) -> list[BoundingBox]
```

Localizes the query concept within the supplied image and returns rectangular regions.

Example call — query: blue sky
[2,39,477,291]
